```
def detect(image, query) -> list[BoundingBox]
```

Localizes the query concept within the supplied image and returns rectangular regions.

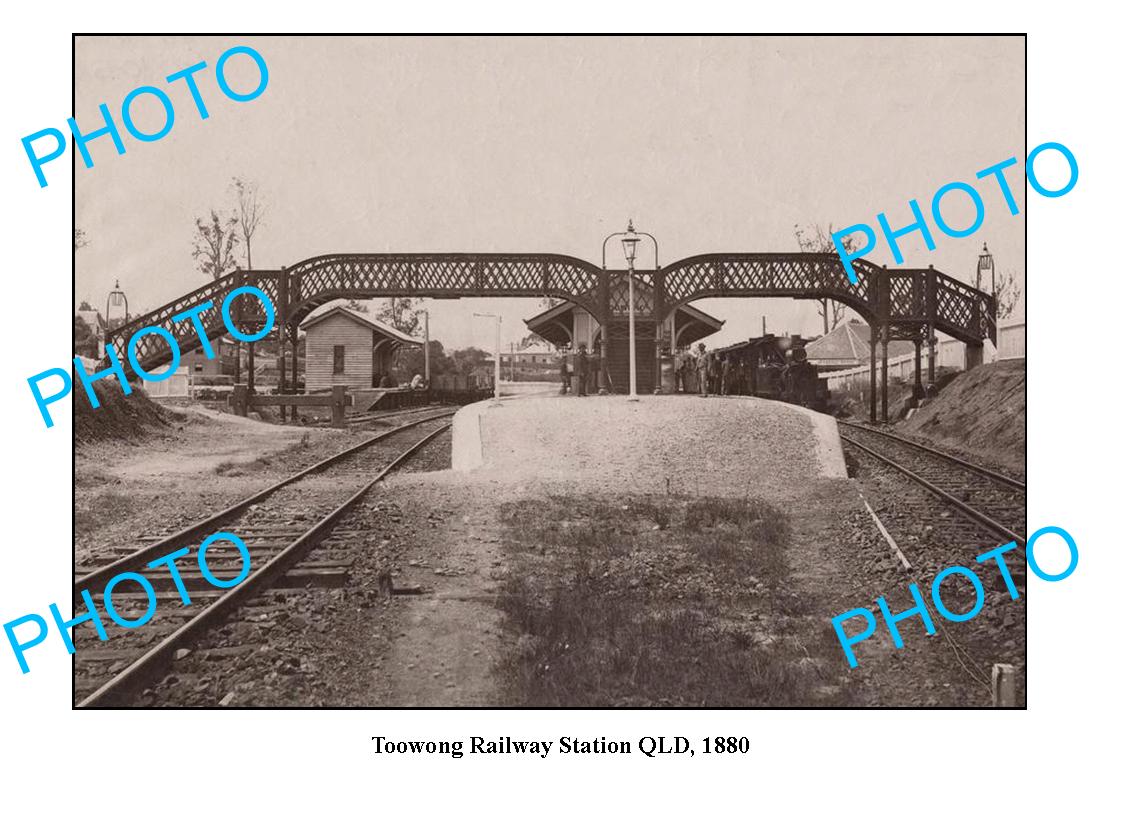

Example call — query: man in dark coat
[575,343,589,396]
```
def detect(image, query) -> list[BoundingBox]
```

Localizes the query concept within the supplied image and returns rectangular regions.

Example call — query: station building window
[333,345,345,374]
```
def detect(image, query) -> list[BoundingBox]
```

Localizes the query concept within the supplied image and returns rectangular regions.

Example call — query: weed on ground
[496,494,852,707]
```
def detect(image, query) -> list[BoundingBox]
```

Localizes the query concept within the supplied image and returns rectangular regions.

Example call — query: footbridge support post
[965,343,984,370]
[868,325,877,423]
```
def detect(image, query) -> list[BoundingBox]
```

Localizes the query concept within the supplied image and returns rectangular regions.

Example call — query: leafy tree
[795,223,852,334]
[74,315,99,358]
[375,297,423,335]
[192,210,240,281]
[346,299,371,313]
[450,346,491,375]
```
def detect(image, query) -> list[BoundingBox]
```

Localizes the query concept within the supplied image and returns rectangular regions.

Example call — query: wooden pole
[880,326,889,423]
[913,339,923,405]
[869,322,877,423]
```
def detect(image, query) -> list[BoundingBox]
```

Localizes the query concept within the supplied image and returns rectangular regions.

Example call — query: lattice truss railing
[934,271,997,343]
[607,272,655,316]
[285,253,602,323]
[662,254,878,319]
[104,272,281,373]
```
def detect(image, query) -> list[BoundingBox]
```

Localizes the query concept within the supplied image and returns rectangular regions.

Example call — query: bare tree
[192,210,240,281]
[795,223,851,334]
[231,177,265,271]
[993,268,1022,321]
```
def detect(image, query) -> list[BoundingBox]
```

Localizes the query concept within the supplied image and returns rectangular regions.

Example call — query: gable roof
[804,320,913,365]
[300,306,421,346]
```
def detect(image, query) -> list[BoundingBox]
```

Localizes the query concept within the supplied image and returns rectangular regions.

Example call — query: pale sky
[75,35,1025,350]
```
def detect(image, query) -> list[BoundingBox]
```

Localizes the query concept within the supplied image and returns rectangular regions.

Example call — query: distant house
[300,306,421,392]
[187,336,237,377]
[803,320,915,371]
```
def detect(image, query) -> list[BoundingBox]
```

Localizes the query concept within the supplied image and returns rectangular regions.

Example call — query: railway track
[837,421,1028,701]
[73,411,455,708]
[838,421,1025,548]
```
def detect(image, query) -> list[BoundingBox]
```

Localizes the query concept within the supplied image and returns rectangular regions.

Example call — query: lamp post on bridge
[602,220,658,401]
[621,223,641,402]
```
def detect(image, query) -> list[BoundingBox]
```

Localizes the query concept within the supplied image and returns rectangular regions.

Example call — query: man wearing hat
[696,342,710,397]
[575,342,589,397]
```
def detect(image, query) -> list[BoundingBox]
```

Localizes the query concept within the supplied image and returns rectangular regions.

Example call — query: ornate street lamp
[976,243,995,294]
[105,279,129,331]
[621,221,641,401]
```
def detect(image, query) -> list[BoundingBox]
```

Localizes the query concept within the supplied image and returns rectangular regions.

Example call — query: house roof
[804,320,913,366]
[299,306,422,346]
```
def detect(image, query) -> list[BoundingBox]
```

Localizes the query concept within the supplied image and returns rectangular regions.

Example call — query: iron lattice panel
[286,254,602,318]
[608,272,654,316]
[887,274,917,318]
[662,253,876,320]
[104,272,281,373]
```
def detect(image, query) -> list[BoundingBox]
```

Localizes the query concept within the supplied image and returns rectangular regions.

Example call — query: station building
[525,278,723,392]
[300,306,421,392]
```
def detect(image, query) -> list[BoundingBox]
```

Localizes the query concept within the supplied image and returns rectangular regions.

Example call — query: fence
[821,322,1025,392]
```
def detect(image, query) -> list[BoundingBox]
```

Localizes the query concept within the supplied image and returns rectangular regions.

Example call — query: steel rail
[75,410,456,595]
[839,433,1026,547]
[838,420,1025,491]
[77,422,451,708]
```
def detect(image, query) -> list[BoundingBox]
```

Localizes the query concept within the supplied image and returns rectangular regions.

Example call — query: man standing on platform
[720,353,732,395]
[696,343,709,397]
[575,343,589,397]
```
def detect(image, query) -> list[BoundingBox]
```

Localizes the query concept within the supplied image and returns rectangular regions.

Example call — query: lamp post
[976,243,995,293]
[474,312,502,404]
[621,222,641,401]
[104,279,129,360]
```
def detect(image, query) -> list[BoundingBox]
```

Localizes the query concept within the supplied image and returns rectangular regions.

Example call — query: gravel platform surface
[458,394,844,499]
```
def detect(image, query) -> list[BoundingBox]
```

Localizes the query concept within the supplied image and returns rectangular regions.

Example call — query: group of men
[674,343,746,397]
[560,342,599,396]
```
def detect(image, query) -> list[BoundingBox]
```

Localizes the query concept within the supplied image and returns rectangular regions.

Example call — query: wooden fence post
[331,385,347,429]
[231,383,248,417]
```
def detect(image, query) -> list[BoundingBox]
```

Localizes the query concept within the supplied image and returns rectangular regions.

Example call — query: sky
[75,35,1026,351]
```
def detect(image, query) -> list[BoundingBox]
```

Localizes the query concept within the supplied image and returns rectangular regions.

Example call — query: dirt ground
[76,396,1012,707]
[75,404,370,564]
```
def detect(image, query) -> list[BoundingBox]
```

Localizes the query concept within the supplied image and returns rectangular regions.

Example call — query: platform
[451,395,846,494]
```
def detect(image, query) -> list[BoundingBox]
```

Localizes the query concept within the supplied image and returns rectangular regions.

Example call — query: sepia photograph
[70,34,1027,709]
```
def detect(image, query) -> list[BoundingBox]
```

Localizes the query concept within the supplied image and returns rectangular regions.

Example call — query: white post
[494,315,502,402]
[423,310,430,385]
[627,261,638,401]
